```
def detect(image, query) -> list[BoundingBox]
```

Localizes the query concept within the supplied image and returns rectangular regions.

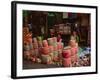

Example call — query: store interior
[23,10,91,69]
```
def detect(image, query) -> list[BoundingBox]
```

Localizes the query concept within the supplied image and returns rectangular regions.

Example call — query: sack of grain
[62,58,71,67]
[47,38,53,45]
[62,49,71,58]
[41,47,50,55]
[43,40,48,47]
[41,54,52,64]
[49,45,54,53]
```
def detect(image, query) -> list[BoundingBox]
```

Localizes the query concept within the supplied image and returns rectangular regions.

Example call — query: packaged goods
[41,54,52,64]
[62,49,71,58]
[43,40,48,47]
[49,46,54,53]
[62,58,71,67]
[41,47,50,55]
[47,38,53,45]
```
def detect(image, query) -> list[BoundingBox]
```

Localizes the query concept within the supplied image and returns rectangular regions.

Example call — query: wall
[0,0,99,80]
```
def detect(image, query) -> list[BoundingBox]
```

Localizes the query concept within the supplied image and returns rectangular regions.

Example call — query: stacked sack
[62,39,78,67]
[23,27,35,61]
[41,37,64,65]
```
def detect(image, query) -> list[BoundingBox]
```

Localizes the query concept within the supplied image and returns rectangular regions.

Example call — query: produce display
[23,27,91,67]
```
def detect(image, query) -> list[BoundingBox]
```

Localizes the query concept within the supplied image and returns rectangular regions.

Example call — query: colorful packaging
[62,49,71,58]
[62,58,71,67]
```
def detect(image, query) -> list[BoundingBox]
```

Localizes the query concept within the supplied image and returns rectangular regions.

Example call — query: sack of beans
[47,38,53,45]
[62,58,71,67]
[41,54,52,64]
[49,45,54,53]
[41,47,50,55]
[62,49,71,58]
[43,40,48,47]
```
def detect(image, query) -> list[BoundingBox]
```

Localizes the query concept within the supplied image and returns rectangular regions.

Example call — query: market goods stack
[23,27,34,61]
[62,39,78,67]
